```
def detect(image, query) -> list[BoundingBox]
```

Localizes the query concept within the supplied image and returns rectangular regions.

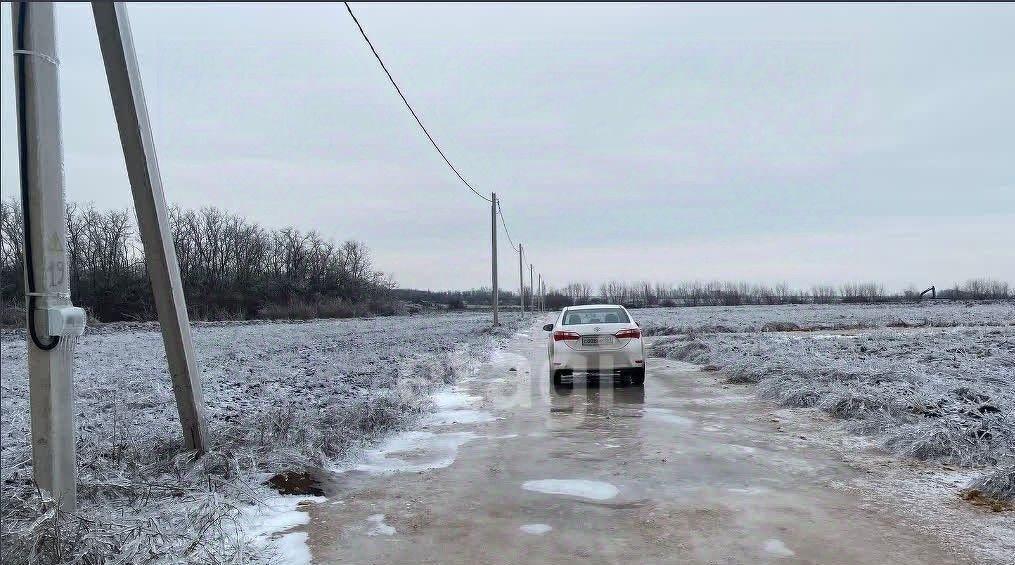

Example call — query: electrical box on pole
[14,1,87,512]
[92,1,207,452]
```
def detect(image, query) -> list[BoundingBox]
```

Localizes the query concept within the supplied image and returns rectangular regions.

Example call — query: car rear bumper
[551,343,644,372]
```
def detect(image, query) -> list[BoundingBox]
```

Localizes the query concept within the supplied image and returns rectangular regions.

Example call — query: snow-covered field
[643,301,1015,502]
[636,300,1015,335]
[1,312,516,563]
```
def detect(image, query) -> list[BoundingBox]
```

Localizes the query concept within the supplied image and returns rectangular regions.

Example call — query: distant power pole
[14,1,87,512]
[490,192,498,326]
[529,263,534,312]
[518,243,525,315]
[537,273,542,313]
[92,1,206,451]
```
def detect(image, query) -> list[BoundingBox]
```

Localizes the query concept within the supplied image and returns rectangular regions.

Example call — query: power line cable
[497,201,517,252]
[344,2,491,203]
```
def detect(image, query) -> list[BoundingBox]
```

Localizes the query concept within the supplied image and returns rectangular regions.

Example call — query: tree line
[2,198,1009,324]
[1,199,396,323]
[552,279,1010,307]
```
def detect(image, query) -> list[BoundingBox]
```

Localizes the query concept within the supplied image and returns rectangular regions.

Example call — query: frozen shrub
[969,466,1015,502]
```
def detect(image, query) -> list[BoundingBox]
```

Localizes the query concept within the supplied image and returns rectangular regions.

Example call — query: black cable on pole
[15,2,59,351]
[344,2,491,203]
[497,201,517,252]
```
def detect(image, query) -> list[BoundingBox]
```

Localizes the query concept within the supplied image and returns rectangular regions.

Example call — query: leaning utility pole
[14,1,87,512]
[92,2,206,451]
[490,192,498,325]
[518,243,525,314]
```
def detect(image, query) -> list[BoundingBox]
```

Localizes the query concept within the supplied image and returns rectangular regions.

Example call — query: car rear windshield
[562,308,630,325]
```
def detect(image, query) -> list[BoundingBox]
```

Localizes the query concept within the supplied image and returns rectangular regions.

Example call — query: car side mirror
[542,323,554,331]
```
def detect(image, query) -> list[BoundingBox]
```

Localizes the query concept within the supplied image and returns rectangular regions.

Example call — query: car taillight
[615,328,641,339]
[553,330,580,341]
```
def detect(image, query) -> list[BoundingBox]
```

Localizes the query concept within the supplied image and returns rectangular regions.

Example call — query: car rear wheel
[629,367,645,386]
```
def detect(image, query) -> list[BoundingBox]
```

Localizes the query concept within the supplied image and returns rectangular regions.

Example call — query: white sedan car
[543,304,646,386]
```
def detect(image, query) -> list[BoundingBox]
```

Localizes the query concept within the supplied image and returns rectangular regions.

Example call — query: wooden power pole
[92,2,207,451]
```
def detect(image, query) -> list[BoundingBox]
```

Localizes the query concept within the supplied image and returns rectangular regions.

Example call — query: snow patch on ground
[366,514,396,536]
[520,523,553,535]
[763,538,795,557]
[522,479,619,501]
[238,495,324,564]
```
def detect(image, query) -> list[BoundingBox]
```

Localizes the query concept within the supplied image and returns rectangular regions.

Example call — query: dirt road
[305,321,1010,564]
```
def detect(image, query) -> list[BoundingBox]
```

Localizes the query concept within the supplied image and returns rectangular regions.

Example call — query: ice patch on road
[366,514,396,536]
[432,389,482,409]
[522,479,619,500]
[423,408,495,426]
[643,407,693,426]
[422,387,495,426]
[490,348,529,368]
[764,538,795,557]
[728,486,770,495]
[237,495,323,565]
[520,523,552,535]
[727,444,758,454]
[344,430,477,474]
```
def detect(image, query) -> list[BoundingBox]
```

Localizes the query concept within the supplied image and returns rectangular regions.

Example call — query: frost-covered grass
[646,302,1015,501]
[636,301,1014,335]
[1,312,517,563]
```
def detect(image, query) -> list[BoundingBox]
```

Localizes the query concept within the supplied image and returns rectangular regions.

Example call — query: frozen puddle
[345,431,477,474]
[366,514,396,536]
[520,523,553,535]
[764,539,795,557]
[522,479,619,501]
[643,407,693,426]
[238,495,324,565]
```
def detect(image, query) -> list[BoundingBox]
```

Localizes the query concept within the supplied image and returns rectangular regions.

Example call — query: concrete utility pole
[14,1,87,512]
[529,263,534,312]
[537,274,542,313]
[92,2,206,451]
[518,243,525,314]
[490,192,498,326]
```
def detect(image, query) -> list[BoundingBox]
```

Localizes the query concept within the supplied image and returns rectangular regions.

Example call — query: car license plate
[582,335,612,346]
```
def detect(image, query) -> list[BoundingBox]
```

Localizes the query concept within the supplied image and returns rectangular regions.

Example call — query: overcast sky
[2,3,1012,291]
